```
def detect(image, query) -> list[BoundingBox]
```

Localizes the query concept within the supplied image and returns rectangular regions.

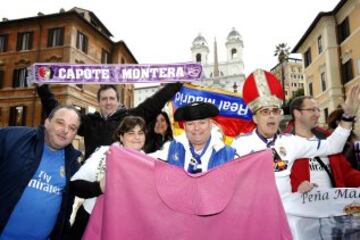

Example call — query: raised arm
[339,84,360,129]
[280,125,351,161]
[36,84,59,116]
[128,82,182,123]
[282,84,359,160]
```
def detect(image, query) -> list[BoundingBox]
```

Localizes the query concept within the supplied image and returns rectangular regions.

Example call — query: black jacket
[37,83,182,159]
[0,126,81,239]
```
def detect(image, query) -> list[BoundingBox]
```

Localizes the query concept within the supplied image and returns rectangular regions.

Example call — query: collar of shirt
[100,110,117,120]
[255,128,277,147]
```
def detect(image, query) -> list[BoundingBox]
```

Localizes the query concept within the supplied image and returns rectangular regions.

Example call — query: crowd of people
[0,69,359,239]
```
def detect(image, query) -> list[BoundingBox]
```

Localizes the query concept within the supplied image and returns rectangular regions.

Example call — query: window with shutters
[341,59,353,84]
[101,49,111,63]
[76,31,88,53]
[317,35,323,54]
[47,27,64,47]
[0,34,8,52]
[338,18,350,43]
[16,32,33,51]
[13,68,28,88]
[304,48,312,67]
[308,82,313,96]
[320,71,327,92]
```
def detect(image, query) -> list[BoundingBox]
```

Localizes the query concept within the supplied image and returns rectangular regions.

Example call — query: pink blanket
[83,147,292,240]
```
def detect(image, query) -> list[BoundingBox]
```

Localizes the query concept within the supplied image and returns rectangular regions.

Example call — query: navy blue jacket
[0,126,81,239]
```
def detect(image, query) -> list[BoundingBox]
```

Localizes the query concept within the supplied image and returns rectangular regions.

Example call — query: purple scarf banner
[27,63,202,84]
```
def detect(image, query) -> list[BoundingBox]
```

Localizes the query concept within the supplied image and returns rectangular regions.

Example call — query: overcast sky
[1,0,339,75]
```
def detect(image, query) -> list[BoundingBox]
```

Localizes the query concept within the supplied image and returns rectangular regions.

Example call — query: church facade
[190,28,246,93]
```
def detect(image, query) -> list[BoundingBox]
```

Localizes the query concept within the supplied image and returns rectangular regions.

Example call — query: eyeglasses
[257,108,282,116]
[298,107,321,113]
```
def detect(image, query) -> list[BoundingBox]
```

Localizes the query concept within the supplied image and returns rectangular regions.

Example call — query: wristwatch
[341,113,356,122]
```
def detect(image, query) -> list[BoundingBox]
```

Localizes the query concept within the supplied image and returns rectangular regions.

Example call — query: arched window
[196,53,202,63]
[231,48,238,59]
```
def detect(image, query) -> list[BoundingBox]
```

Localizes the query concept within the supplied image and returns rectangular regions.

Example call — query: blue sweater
[0,126,80,239]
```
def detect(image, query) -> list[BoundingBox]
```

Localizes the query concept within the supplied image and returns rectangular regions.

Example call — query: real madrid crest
[60,166,65,177]
[190,158,198,167]
[278,146,287,157]
[172,153,179,162]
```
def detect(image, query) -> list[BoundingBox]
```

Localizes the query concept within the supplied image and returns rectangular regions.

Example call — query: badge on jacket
[60,166,65,177]
[271,148,288,172]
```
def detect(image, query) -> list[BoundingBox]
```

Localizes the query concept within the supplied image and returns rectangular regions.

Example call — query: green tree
[274,43,290,64]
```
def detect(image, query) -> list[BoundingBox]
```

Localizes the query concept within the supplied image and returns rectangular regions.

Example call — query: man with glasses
[288,95,360,193]
[231,69,357,197]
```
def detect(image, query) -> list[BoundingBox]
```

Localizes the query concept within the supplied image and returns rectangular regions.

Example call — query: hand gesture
[100,176,106,193]
[342,84,360,116]
[297,180,318,193]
